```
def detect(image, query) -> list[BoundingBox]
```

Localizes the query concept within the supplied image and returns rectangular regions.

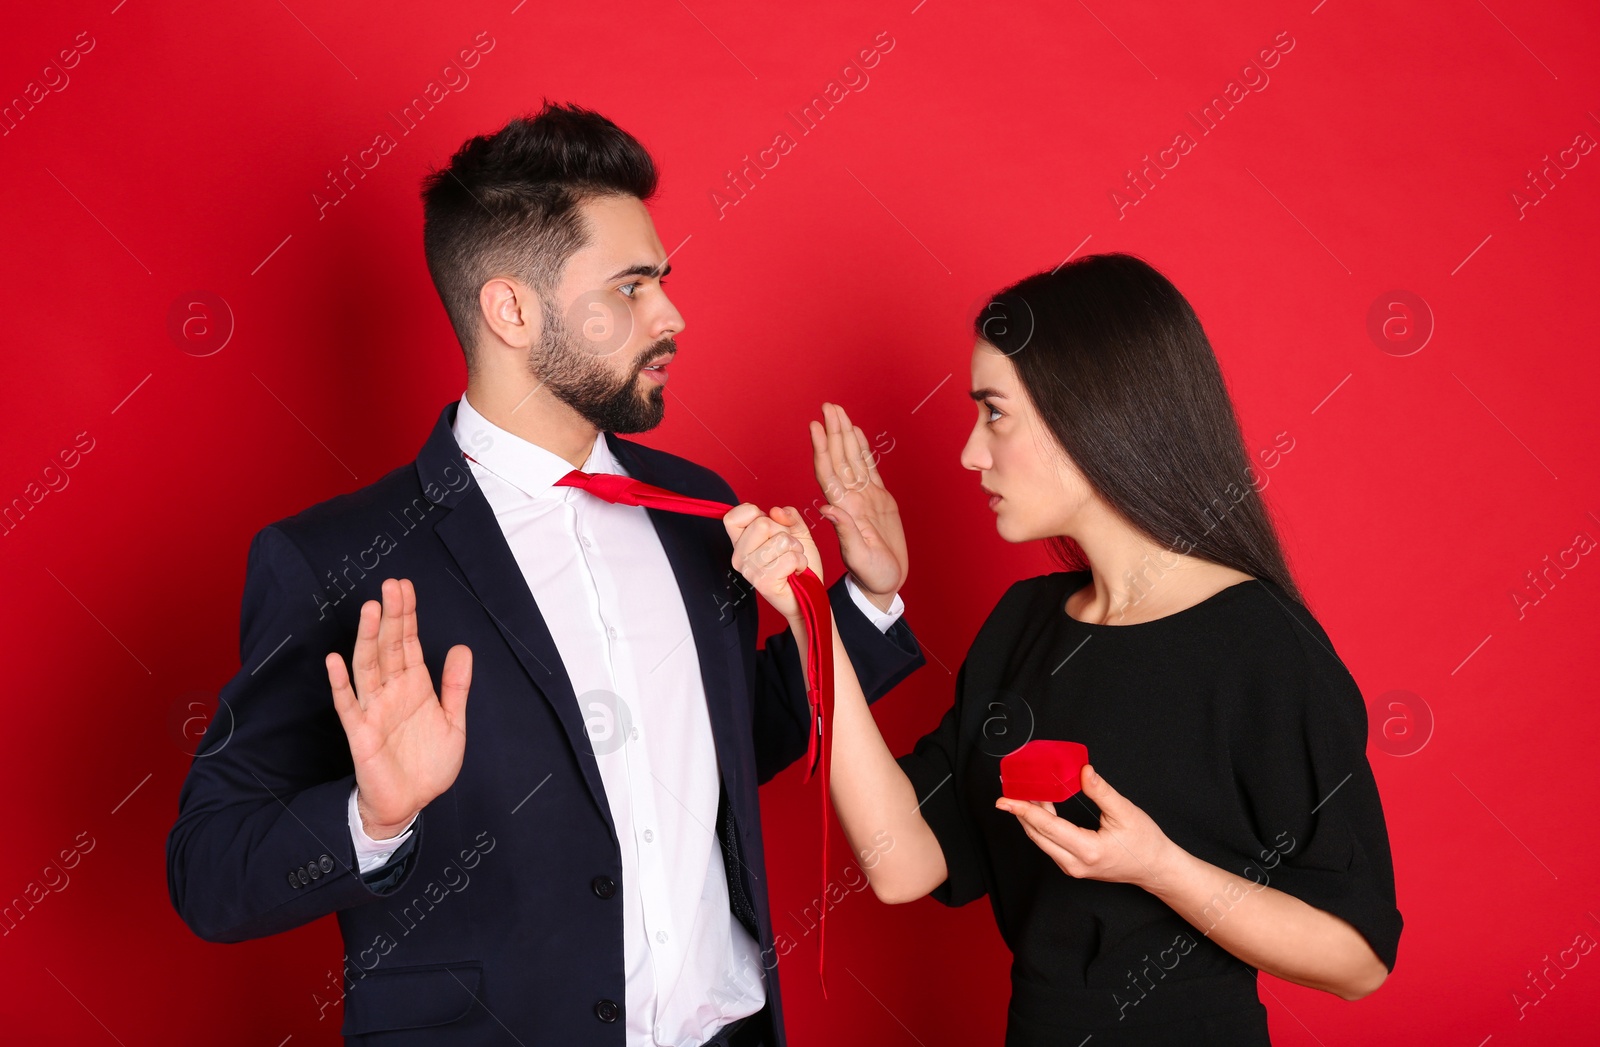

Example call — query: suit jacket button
[288,871,301,889]
[595,999,620,1023]
[591,875,616,899]
[298,867,310,885]
[319,854,335,873]
[308,862,321,880]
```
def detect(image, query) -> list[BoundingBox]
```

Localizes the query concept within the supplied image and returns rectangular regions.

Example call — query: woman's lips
[985,489,1001,511]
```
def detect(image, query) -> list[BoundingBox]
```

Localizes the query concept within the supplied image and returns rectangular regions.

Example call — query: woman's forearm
[1144,845,1389,999]
[791,616,948,903]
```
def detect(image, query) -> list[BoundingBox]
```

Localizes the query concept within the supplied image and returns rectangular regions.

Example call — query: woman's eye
[984,402,1002,423]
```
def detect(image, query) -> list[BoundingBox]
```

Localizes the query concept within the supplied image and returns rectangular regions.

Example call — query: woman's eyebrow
[969,387,1007,401]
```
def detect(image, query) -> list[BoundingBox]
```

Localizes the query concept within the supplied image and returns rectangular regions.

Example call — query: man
[166,102,923,1045]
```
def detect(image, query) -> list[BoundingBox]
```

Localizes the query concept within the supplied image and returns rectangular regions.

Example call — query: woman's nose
[960,427,987,471]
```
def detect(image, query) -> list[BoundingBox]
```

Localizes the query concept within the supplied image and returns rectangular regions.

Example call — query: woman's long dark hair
[973,252,1304,605]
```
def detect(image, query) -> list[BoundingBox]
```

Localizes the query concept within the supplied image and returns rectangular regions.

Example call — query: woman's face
[959,339,1095,543]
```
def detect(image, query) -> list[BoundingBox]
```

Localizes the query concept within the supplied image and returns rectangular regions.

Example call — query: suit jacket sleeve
[751,575,923,785]
[166,525,420,943]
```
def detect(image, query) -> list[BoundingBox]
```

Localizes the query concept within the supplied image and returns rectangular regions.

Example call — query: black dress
[896,571,1403,1046]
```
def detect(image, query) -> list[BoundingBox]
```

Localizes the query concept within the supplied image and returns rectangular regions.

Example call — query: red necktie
[497,461,838,996]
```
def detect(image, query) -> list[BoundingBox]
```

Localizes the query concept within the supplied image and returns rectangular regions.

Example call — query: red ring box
[1000,740,1090,802]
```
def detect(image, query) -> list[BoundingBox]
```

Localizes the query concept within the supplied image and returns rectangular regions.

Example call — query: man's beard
[528,297,671,434]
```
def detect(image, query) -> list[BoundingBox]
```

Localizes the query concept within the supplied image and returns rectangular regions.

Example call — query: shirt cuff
[348,783,418,874]
[844,573,905,633]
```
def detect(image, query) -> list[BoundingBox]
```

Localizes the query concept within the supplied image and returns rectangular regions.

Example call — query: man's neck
[463,381,600,470]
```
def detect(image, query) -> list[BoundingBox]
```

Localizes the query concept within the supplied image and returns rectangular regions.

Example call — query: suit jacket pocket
[341,960,483,1036]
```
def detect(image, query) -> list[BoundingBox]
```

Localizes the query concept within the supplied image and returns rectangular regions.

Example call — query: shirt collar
[451,391,626,500]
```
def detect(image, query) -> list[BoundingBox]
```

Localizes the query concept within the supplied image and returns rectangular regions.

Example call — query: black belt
[702,1003,768,1047]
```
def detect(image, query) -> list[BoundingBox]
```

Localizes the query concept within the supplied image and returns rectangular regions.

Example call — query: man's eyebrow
[969,387,1007,401]
[606,261,672,282]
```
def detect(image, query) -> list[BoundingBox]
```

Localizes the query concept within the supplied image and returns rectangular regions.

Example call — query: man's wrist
[357,790,418,842]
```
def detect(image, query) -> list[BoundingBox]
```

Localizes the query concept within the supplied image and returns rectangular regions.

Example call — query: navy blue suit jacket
[167,401,924,1044]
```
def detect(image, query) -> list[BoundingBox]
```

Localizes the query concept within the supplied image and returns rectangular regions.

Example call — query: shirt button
[656,930,668,944]
[642,829,654,843]
[581,536,592,548]
[607,626,618,640]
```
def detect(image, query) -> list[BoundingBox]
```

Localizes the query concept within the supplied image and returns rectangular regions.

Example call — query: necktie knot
[554,469,737,520]
[553,469,643,507]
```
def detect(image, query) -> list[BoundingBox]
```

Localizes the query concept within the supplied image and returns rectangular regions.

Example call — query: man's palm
[326,578,471,836]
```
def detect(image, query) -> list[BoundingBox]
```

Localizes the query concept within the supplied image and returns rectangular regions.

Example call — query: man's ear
[478,276,542,351]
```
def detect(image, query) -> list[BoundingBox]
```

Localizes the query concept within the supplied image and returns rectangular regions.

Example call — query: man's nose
[654,290,686,339]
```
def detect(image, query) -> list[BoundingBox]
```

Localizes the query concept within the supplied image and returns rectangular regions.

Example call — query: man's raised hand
[325,578,472,839]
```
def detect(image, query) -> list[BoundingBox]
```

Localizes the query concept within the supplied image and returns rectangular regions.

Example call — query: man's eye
[619,283,637,298]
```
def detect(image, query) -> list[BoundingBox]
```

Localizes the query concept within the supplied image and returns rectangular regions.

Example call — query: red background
[3,1,1598,1043]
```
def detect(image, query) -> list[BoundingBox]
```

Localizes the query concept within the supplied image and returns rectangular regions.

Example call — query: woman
[728,253,1402,1045]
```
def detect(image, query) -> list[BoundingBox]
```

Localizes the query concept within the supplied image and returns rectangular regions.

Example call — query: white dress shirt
[346,392,903,1046]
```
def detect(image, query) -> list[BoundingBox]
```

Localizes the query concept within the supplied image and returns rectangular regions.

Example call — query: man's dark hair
[420,101,658,371]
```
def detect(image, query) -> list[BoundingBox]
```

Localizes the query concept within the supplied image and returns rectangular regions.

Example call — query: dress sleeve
[1229,611,1404,973]
[895,657,988,908]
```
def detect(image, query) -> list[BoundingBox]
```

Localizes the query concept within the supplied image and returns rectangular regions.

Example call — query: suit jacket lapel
[416,402,616,838]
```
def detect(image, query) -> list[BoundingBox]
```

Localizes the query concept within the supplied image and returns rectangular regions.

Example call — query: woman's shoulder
[1213,580,1368,733]
[1221,578,1349,675]
[956,571,1080,661]
[988,570,1083,623]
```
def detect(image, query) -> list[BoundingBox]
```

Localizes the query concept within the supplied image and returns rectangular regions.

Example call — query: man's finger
[376,578,406,682]
[439,644,472,728]
[400,578,424,671]
[351,598,382,700]
[327,652,363,730]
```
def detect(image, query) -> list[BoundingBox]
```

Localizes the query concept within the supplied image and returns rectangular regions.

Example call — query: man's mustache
[631,337,677,374]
